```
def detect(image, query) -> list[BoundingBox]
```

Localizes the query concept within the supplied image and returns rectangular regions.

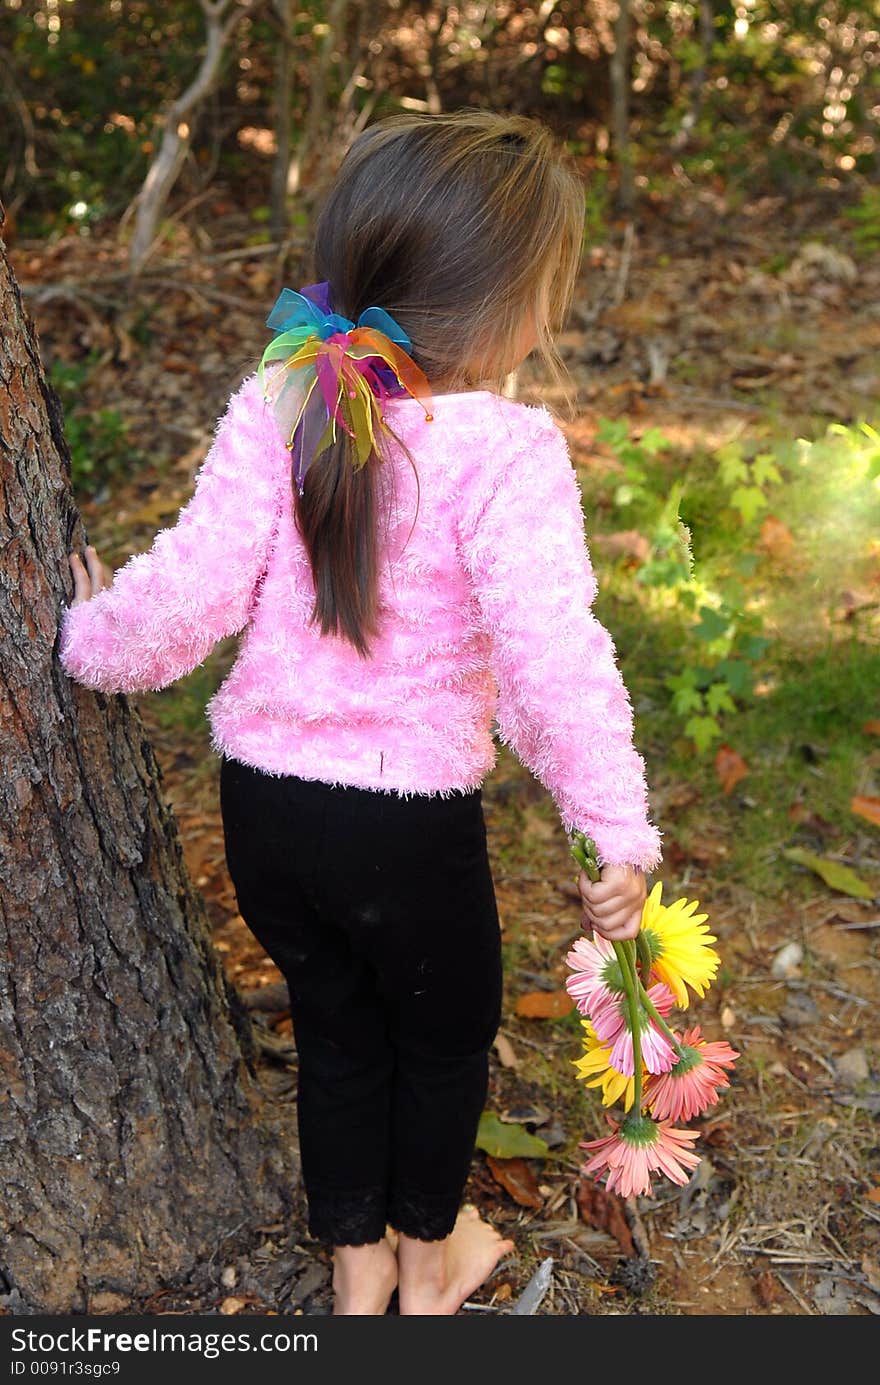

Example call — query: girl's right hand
[577,862,646,942]
[68,545,113,606]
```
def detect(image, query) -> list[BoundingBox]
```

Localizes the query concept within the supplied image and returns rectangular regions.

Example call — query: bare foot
[332,1235,398,1315]
[397,1206,515,1316]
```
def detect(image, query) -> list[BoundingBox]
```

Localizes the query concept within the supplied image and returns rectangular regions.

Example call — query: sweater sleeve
[57,372,289,695]
[456,400,662,872]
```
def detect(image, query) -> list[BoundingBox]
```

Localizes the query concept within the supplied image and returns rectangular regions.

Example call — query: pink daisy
[588,982,677,1077]
[564,934,625,1015]
[580,1112,701,1199]
[644,1025,740,1122]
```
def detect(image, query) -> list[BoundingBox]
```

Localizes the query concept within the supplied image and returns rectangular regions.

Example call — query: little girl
[60,109,661,1316]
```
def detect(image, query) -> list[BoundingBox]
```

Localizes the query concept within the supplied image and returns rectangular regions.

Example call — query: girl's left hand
[577,863,646,942]
[68,545,113,606]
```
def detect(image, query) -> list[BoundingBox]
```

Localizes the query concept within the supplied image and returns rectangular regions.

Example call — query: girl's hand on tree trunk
[68,545,113,606]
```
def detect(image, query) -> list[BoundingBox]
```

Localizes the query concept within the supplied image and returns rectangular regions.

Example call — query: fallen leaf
[715,743,749,794]
[823,899,875,924]
[838,588,876,620]
[759,515,794,554]
[702,1120,732,1148]
[219,1297,246,1315]
[515,989,574,1019]
[87,1291,130,1314]
[486,1156,544,1209]
[867,1187,880,1204]
[852,795,880,828]
[783,847,876,899]
[289,1263,328,1309]
[124,488,193,528]
[786,803,835,836]
[576,1179,636,1257]
[493,1283,513,1303]
[590,529,651,563]
[476,1111,549,1159]
[522,806,556,841]
[861,1254,880,1294]
[663,838,688,868]
[754,1270,784,1307]
[863,720,880,736]
[684,837,728,864]
[493,1033,519,1069]
[813,1275,859,1315]
[500,1103,551,1127]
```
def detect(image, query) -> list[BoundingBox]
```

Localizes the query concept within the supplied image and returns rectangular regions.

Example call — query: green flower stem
[636,930,653,986]
[635,975,687,1061]
[612,939,643,1113]
[570,831,601,883]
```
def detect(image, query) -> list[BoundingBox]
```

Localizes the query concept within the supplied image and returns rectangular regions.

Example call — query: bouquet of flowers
[567,831,739,1199]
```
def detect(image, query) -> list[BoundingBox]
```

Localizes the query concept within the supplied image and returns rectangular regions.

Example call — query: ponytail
[294,427,381,661]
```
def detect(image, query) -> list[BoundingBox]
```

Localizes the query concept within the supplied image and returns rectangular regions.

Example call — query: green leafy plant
[49,353,141,497]
[844,188,880,254]
[595,417,672,511]
[595,418,786,752]
[826,419,880,481]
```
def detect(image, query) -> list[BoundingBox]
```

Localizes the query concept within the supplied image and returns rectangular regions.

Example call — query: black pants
[219,755,503,1246]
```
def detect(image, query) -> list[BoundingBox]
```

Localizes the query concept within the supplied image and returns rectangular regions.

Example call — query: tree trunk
[287,0,349,205]
[610,0,634,213]
[671,0,714,152]
[269,0,294,242]
[0,214,295,1314]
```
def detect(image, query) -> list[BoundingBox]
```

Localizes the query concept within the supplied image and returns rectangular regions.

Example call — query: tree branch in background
[610,0,634,213]
[124,0,268,275]
[287,0,350,207]
[671,0,714,153]
[0,44,40,235]
[269,0,294,241]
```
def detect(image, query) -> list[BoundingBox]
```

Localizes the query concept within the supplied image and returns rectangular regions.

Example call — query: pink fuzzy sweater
[58,371,662,871]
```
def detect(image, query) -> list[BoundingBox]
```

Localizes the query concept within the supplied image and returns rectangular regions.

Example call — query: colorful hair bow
[258,283,433,493]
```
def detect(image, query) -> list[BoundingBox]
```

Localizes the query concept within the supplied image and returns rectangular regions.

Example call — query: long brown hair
[297,108,585,658]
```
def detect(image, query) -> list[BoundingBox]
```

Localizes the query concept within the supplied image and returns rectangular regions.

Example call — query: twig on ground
[509,1257,554,1315]
[776,1273,816,1314]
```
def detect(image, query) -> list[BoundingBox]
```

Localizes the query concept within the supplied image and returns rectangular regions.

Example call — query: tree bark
[269,0,294,242]
[0,223,295,1313]
[610,0,635,213]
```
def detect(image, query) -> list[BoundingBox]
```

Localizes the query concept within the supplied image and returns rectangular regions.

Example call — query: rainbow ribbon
[258,286,433,492]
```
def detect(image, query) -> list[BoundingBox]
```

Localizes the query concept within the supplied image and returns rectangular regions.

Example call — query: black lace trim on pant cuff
[307,1185,387,1247]
[387,1187,460,1242]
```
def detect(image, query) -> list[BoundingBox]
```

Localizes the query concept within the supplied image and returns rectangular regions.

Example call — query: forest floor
[15,177,880,1315]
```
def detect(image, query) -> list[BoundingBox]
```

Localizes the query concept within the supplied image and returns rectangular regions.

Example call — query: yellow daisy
[639,881,720,1008]
[572,1021,637,1112]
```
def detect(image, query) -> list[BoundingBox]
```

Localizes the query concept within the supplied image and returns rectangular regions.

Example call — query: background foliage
[2,1,879,238]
